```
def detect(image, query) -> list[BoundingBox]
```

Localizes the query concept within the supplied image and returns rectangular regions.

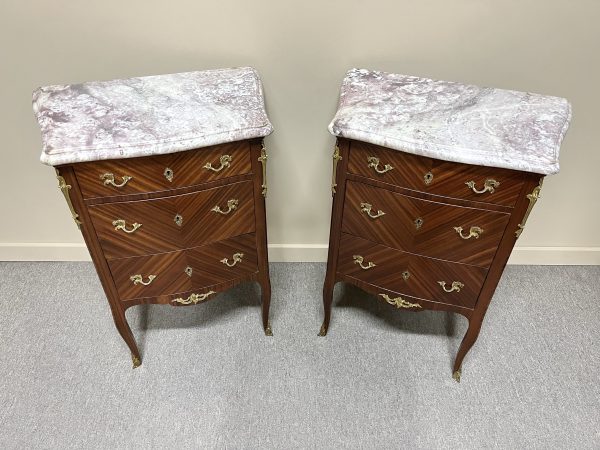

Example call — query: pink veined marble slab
[33,67,273,166]
[328,68,571,175]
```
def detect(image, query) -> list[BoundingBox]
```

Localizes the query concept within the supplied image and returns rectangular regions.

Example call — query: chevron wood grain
[74,141,252,199]
[348,140,526,207]
[342,180,511,268]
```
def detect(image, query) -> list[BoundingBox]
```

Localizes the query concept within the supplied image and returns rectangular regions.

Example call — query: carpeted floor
[0,262,598,449]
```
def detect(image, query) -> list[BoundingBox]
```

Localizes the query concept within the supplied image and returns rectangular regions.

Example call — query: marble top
[328,69,571,175]
[33,67,273,166]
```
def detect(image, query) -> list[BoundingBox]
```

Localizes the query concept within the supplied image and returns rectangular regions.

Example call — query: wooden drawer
[342,181,510,267]
[74,141,252,199]
[108,233,258,301]
[337,234,486,308]
[348,140,526,207]
[89,180,255,259]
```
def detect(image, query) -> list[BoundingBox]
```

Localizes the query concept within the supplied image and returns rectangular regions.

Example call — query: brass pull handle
[172,291,216,305]
[101,173,132,188]
[112,219,142,234]
[353,255,376,270]
[379,293,422,309]
[454,226,483,240]
[259,144,268,197]
[465,179,499,194]
[204,155,232,172]
[367,156,393,174]
[130,274,156,286]
[331,145,342,195]
[211,199,239,215]
[221,252,244,267]
[438,281,464,293]
[360,202,386,219]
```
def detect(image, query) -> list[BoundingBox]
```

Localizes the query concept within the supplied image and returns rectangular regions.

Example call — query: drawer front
[108,233,258,301]
[348,140,526,207]
[89,181,255,259]
[337,234,486,308]
[342,181,510,267]
[74,141,252,199]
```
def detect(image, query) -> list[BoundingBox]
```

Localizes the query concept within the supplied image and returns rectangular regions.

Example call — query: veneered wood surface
[337,233,486,308]
[108,233,258,301]
[342,180,511,267]
[74,141,252,199]
[348,140,526,207]
[88,180,255,259]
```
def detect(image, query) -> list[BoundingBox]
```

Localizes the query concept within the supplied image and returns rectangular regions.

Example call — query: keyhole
[414,217,424,230]
[164,167,174,182]
[424,171,434,185]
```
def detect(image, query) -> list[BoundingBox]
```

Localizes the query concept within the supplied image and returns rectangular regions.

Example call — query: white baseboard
[0,243,599,265]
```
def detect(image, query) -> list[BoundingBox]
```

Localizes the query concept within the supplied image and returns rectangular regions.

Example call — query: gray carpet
[0,262,598,449]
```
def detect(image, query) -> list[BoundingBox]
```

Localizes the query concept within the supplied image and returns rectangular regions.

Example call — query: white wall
[1,0,599,264]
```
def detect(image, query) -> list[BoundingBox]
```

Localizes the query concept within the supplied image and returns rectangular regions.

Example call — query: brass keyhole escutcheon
[424,171,434,185]
[184,266,193,277]
[164,167,174,182]
[174,214,183,227]
[402,271,410,281]
[414,217,424,230]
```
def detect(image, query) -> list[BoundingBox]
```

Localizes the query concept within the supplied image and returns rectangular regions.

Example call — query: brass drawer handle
[101,173,132,188]
[221,252,244,267]
[438,281,464,293]
[130,274,156,286]
[211,199,239,215]
[465,179,499,194]
[172,291,216,305]
[112,219,142,234]
[204,155,232,172]
[360,202,385,219]
[367,156,393,174]
[380,293,422,309]
[454,226,483,240]
[353,255,376,270]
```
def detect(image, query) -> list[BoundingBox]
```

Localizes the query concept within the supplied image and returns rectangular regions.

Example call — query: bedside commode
[321,69,571,381]
[33,67,274,367]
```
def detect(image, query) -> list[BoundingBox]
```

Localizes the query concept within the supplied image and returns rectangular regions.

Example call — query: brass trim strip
[172,291,216,305]
[331,145,342,195]
[379,293,421,309]
[56,172,82,229]
[258,144,268,197]
[516,178,543,238]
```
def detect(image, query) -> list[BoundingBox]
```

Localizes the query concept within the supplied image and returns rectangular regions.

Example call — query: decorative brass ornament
[174,213,183,227]
[184,266,193,277]
[258,144,268,197]
[164,167,174,182]
[132,355,141,368]
[130,274,156,286]
[424,171,434,185]
[172,290,216,305]
[367,156,393,174]
[438,281,464,293]
[414,217,424,230]
[360,202,386,219]
[221,252,244,267]
[56,172,82,229]
[203,154,232,172]
[379,293,422,309]
[112,219,142,233]
[453,369,461,382]
[211,199,239,215]
[465,179,500,194]
[515,178,543,238]
[402,271,410,281]
[100,173,132,188]
[454,226,484,240]
[264,324,273,336]
[331,145,342,195]
[353,255,376,270]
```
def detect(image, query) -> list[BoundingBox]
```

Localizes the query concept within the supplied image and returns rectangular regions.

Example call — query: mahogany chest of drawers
[321,69,571,381]
[34,68,274,367]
